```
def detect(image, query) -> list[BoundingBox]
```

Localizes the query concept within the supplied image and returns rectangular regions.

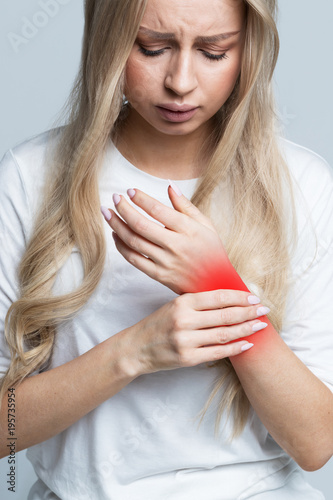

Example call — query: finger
[167,181,214,229]
[189,341,254,365]
[126,188,189,232]
[190,304,268,330]
[191,320,268,347]
[112,232,161,281]
[108,209,164,263]
[113,194,175,247]
[185,289,263,311]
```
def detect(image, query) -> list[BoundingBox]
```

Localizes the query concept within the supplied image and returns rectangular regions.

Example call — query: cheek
[125,59,156,106]
[204,59,241,105]
[203,73,236,106]
[125,60,145,105]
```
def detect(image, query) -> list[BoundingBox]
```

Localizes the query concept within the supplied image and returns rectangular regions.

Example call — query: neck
[113,107,215,180]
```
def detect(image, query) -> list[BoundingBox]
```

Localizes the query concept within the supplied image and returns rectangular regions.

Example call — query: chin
[158,127,197,136]
[153,120,206,137]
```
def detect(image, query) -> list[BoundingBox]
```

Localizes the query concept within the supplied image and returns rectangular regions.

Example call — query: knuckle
[178,351,192,367]
[128,254,138,267]
[170,296,193,331]
[228,344,242,357]
[170,330,183,350]
[167,233,181,253]
[216,290,228,306]
[170,303,185,331]
[153,265,164,283]
[128,233,140,249]
[172,295,183,312]
[173,316,186,331]
[240,322,252,337]
[174,293,188,309]
[150,203,163,219]
[220,308,232,325]
[216,328,229,344]
[183,198,199,216]
[171,333,192,366]
[136,218,149,233]
[151,262,162,282]
[212,347,226,361]
[183,198,193,210]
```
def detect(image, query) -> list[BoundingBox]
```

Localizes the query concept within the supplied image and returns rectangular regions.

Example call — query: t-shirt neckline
[108,138,200,185]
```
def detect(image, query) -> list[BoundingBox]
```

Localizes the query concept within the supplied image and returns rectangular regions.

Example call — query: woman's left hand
[102,184,229,295]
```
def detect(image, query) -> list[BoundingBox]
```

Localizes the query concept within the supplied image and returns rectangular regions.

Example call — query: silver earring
[122,94,129,106]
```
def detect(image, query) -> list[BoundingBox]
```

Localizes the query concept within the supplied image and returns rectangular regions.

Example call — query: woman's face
[124,0,246,138]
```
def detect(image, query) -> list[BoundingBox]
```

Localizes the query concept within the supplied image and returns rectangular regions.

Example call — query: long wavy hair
[0,0,298,438]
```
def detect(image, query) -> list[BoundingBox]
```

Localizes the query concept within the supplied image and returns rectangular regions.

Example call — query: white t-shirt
[0,129,332,500]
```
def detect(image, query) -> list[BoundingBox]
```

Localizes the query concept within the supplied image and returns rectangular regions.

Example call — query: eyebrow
[138,27,241,43]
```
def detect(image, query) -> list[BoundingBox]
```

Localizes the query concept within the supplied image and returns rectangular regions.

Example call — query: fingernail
[252,322,268,333]
[127,189,136,199]
[101,206,112,221]
[248,295,261,305]
[168,179,182,197]
[113,193,121,206]
[241,343,254,352]
[257,306,270,316]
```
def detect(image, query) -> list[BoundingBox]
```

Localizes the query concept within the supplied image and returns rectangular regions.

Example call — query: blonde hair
[1,0,298,439]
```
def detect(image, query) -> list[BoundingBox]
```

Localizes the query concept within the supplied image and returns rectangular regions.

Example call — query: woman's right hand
[122,289,269,376]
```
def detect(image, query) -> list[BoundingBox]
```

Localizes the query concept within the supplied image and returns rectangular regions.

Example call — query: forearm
[0,329,138,458]
[232,333,333,470]
[196,254,333,470]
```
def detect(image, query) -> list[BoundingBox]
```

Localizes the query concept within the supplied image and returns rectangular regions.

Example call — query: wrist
[196,254,249,293]
[110,327,144,380]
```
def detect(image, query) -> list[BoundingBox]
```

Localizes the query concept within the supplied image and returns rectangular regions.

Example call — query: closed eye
[138,46,166,57]
[202,51,228,62]
[138,46,229,62]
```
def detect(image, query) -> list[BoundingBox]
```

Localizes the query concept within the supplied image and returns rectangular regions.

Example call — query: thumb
[167,179,212,227]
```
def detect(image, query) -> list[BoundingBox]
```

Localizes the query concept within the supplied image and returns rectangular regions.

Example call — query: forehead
[141,0,246,36]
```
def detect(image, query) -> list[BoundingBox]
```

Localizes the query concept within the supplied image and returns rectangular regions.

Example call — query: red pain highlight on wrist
[192,255,247,293]
[192,255,273,351]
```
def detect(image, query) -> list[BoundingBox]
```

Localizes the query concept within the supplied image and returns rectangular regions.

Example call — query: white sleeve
[0,150,30,375]
[281,151,333,392]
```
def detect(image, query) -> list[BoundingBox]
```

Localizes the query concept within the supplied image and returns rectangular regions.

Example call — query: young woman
[0,0,332,498]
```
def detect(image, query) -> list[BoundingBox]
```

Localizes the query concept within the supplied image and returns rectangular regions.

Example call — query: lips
[157,103,198,112]
[155,104,199,123]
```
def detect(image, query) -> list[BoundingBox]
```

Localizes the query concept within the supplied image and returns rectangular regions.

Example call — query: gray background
[0,1,332,499]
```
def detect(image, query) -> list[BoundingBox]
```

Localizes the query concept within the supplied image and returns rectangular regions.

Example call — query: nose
[164,51,198,96]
